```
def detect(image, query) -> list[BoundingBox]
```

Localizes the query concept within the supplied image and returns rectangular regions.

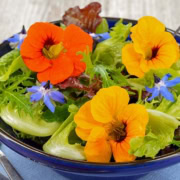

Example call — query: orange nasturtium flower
[74,86,148,163]
[20,23,93,84]
[122,16,179,77]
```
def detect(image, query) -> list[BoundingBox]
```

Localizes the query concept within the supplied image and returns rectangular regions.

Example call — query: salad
[0,2,180,163]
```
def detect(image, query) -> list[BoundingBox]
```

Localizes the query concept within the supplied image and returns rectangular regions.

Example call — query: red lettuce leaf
[57,75,102,98]
[62,2,102,33]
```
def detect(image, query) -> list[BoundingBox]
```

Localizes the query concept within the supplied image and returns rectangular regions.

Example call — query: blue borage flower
[146,74,180,102]
[27,82,65,113]
[90,32,110,42]
[5,26,26,50]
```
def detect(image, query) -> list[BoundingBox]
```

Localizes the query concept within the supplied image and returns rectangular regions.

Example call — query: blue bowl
[0,18,180,179]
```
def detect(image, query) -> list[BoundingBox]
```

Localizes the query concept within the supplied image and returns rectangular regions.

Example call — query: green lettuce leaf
[129,109,180,158]
[0,71,34,116]
[0,49,28,81]
[93,65,115,88]
[80,49,117,87]
[43,104,85,160]
[0,104,61,137]
[42,104,70,123]
[110,19,132,41]
[153,95,180,119]
[3,90,33,116]
[92,20,132,69]
[95,18,109,34]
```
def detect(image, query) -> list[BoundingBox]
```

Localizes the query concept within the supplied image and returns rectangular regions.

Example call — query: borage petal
[27,86,40,93]
[49,91,65,104]
[43,94,55,113]
[17,39,24,49]
[7,34,20,43]
[147,87,159,101]
[30,91,43,102]
[161,74,171,82]
[146,87,155,93]
[165,77,180,87]
[160,86,174,102]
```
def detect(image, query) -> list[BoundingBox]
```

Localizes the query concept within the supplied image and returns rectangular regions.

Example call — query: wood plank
[0,0,179,41]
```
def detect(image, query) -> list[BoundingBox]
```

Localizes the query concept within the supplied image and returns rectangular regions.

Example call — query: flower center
[145,46,159,60]
[42,42,65,59]
[106,120,127,142]
[151,47,159,59]
[155,80,166,90]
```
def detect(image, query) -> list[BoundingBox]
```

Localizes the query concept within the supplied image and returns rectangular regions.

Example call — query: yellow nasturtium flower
[74,86,149,163]
[122,16,179,77]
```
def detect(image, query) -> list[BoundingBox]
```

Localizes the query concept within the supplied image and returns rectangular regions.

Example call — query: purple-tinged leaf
[62,2,102,33]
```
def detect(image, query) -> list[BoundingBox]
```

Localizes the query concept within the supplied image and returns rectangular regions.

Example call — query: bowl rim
[0,17,180,167]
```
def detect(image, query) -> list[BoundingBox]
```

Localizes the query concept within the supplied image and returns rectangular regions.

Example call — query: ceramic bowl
[0,18,180,179]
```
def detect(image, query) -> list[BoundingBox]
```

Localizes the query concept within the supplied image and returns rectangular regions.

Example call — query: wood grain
[0,0,179,41]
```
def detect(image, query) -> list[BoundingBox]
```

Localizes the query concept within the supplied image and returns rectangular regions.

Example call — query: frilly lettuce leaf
[93,65,115,87]
[81,48,129,88]
[43,104,85,160]
[0,103,61,137]
[92,20,132,69]
[0,70,34,116]
[0,49,29,81]
[146,95,180,119]
[129,109,180,158]
[110,19,132,41]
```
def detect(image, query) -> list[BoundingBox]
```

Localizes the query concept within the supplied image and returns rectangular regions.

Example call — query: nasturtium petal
[121,104,149,137]
[122,43,144,77]
[74,101,102,130]
[91,86,129,123]
[122,16,179,77]
[64,24,93,54]
[70,55,86,77]
[131,16,165,46]
[84,127,112,162]
[26,22,64,48]
[23,56,52,72]
[21,38,43,59]
[110,140,135,162]
[75,127,91,141]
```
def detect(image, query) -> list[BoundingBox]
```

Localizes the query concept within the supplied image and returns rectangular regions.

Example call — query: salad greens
[92,20,132,69]
[129,109,180,158]
[0,104,61,137]
[0,1,180,163]
[43,105,85,160]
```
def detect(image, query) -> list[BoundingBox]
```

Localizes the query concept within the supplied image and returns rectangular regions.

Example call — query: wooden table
[0,0,179,41]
